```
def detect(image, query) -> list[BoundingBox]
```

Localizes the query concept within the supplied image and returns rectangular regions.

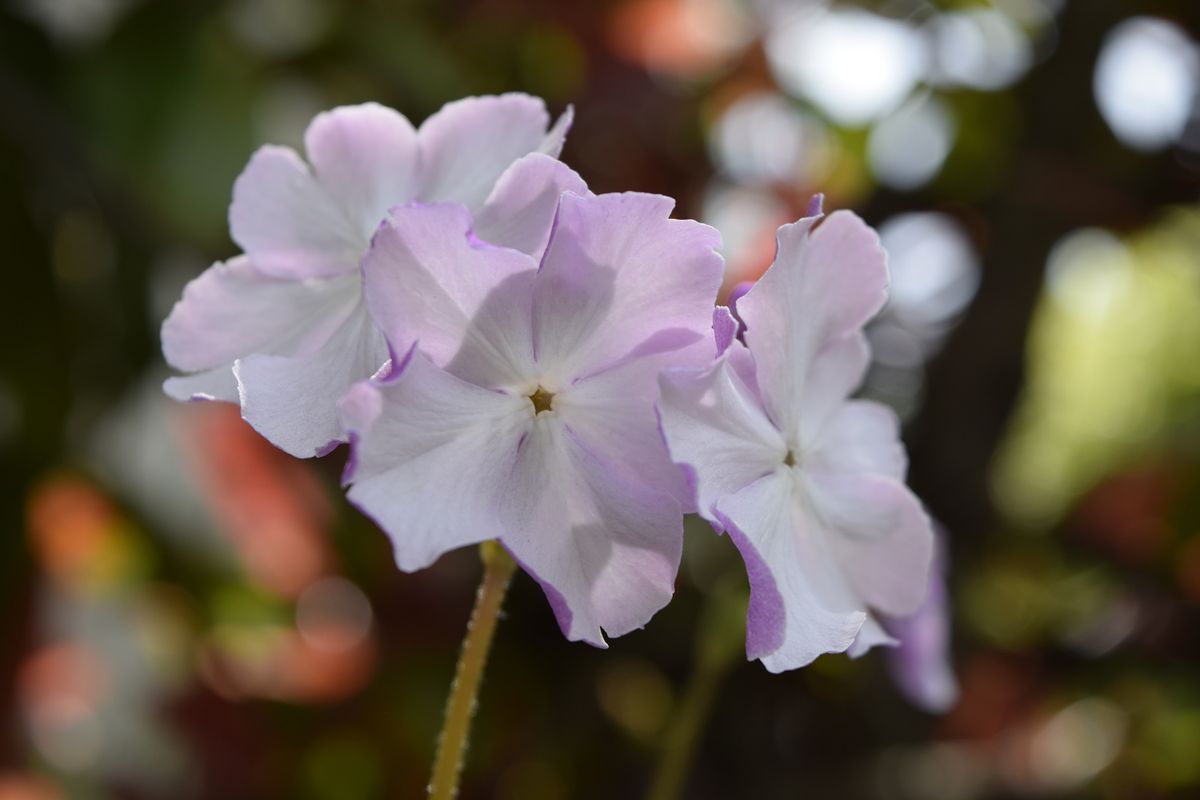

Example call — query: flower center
[784,449,797,468]
[529,387,556,415]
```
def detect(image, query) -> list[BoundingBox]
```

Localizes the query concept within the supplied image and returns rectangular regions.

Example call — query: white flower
[162,95,575,457]
[657,200,935,671]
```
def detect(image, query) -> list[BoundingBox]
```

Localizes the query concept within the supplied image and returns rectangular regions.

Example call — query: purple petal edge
[498,540,592,647]
[339,343,419,488]
[805,193,825,218]
[713,306,737,356]
[378,339,417,386]
[340,430,361,487]
[713,507,785,661]
[315,439,343,458]
[727,282,753,340]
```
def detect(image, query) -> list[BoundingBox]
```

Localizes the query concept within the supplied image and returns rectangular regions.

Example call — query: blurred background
[2,0,1199,797]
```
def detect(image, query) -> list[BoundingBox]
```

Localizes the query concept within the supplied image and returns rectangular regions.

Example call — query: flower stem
[645,654,727,800]
[646,573,747,800]
[428,541,517,800]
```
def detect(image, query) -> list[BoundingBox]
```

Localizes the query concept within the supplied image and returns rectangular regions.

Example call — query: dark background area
[2,1,1199,798]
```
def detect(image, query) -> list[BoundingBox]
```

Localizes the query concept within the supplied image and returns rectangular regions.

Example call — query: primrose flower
[656,199,934,672]
[340,192,723,645]
[161,94,575,457]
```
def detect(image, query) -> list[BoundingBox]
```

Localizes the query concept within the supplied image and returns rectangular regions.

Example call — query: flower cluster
[163,93,937,672]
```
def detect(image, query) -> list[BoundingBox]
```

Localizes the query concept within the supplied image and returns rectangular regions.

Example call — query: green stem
[645,654,728,800]
[646,574,748,800]
[428,542,517,800]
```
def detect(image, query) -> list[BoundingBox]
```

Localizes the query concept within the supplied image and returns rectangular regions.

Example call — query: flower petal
[805,472,934,616]
[340,353,531,571]
[304,103,420,243]
[795,331,871,441]
[473,153,588,258]
[737,210,888,438]
[418,94,567,211]
[847,614,898,658]
[236,301,389,458]
[362,203,538,388]
[657,355,785,520]
[811,399,907,480]
[532,192,723,383]
[713,470,866,672]
[556,350,698,510]
[161,256,358,373]
[713,306,738,356]
[229,146,362,279]
[540,104,573,158]
[499,415,682,646]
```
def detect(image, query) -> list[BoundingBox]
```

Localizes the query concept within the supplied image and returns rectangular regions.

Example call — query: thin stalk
[428,541,517,800]
[646,654,728,800]
[647,573,748,800]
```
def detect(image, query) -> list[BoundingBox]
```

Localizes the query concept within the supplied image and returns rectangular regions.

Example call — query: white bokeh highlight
[766,6,927,126]
[868,95,956,190]
[1094,17,1199,152]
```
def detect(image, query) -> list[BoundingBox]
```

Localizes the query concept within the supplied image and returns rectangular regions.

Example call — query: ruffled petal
[737,210,888,439]
[304,103,419,243]
[161,256,358,373]
[810,399,908,480]
[361,203,538,388]
[340,353,531,571]
[713,470,866,672]
[418,94,568,211]
[499,415,682,646]
[805,471,934,616]
[473,153,588,258]
[539,104,573,158]
[657,354,786,520]
[847,614,898,658]
[235,301,389,458]
[532,192,723,384]
[229,146,362,279]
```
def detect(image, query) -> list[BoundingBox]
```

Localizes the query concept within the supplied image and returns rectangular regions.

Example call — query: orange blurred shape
[25,476,118,587]
[0,774,62,800]
[719,222,780,301]
[608,0,745,78]
[281,624,377,703]
[197,624,375,705]
[17,643,107,731]
[1070,464,1175,566]
[175,404,333,599]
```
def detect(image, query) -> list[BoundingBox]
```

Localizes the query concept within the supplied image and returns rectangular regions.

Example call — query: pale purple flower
[339,192,723,645]
[657,200,934,672]
[884,533,958,713]
[161,94,576,457]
